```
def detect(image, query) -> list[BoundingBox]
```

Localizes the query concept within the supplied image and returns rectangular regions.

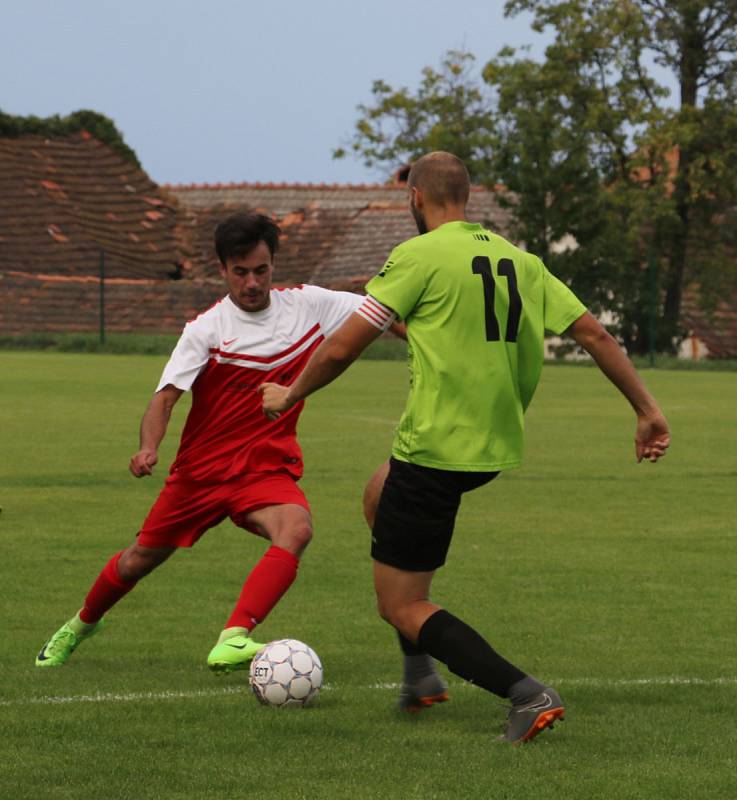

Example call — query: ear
[410,185,424,208]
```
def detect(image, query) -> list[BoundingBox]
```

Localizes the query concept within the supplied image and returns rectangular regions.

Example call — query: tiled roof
[169,180,514,287]
[0,134,186,280]
[310,205,418,289]
[168,182,413,214]
[277,207,361,286]
[167,180,509,219]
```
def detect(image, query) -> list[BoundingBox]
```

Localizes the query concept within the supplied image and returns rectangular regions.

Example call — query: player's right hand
[129,449,158,477]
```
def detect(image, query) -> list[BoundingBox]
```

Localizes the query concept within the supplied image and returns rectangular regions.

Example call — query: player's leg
[363,460,390,529]
[372,458,564,742]
[208,474,312,674]
[36,477,222,668]
[374,560,564,742]
[364,460,447,710]
[36,543,174,667]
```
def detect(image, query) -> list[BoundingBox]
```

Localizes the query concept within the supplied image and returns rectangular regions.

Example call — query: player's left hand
[635,412,671,463]
[259,382,294,421]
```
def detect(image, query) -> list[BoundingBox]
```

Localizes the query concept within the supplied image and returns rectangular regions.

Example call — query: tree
[333,51,495,183]
[338,1,737,354]
[502,0,737,352]
[0,109,141,168]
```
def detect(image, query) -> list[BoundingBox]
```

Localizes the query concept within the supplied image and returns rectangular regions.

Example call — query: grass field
[2,352,736,800]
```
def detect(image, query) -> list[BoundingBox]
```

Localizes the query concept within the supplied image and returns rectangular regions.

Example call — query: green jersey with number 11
[365,221,586,471]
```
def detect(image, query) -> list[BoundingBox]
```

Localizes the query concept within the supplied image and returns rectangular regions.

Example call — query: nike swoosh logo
[37,646,51,661]
[225,643,249,650]
[521,693,554,713]
[222,338,237,347]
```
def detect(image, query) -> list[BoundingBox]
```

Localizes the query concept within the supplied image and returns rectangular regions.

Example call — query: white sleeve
[155,323,211,393]
[305,285,363,336]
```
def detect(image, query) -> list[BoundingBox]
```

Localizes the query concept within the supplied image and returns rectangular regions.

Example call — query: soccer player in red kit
[36,212,368,673]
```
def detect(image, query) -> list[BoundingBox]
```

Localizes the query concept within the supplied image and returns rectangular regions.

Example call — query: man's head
[214,212,281,312]
[407,151,470,234]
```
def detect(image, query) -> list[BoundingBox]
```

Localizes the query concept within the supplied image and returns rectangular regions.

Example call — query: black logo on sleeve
[377,259,394,278]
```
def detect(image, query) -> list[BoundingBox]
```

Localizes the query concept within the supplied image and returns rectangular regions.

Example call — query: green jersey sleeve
[542,264,587,334]
[365,245,426,320]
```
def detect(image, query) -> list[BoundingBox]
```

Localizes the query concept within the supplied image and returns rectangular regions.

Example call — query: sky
[1,0,553,186]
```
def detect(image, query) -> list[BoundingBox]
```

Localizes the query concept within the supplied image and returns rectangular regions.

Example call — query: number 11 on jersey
[471,256,523,343]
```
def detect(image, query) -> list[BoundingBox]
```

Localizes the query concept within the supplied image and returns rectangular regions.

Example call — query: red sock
[79,551,137,623]
[226,546,299,630]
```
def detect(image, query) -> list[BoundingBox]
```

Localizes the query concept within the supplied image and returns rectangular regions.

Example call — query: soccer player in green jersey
[260,151,670,743]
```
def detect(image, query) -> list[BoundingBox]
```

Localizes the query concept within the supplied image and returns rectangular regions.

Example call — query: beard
[410,198,428,235]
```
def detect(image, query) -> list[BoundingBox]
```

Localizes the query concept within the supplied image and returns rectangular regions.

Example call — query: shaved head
[407,152,470,207]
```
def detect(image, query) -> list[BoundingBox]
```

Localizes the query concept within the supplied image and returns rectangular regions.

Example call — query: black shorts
[371,457,499,572]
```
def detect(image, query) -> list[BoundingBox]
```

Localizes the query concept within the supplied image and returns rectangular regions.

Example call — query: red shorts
[137,472,310,549]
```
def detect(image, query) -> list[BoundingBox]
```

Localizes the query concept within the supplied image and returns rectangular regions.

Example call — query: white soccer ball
[249,639,323,707]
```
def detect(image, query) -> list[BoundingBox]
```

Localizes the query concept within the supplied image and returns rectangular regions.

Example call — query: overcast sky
[1,1,563,185]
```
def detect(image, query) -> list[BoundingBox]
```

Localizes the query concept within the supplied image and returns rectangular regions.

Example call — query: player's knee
[277,520,313,556]
[118,546,171,581]
[380,602,419,634]
[294,520,313,551]
[117,553,145,581]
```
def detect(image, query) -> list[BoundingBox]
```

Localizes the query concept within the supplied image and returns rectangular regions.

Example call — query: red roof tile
[0,134,185,280]
[169,180,513,288]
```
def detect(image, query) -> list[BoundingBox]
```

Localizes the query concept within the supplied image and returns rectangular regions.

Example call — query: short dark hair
[214,212,281,264]
[407,151,470,207]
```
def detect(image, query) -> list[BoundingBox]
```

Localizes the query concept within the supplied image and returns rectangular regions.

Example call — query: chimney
[392,164,411,185]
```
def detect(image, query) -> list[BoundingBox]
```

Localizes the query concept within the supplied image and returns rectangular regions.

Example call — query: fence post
[647,256,657,367]
[99,249,106,345]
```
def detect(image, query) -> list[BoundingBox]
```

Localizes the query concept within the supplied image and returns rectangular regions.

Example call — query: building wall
[0,272,223,336]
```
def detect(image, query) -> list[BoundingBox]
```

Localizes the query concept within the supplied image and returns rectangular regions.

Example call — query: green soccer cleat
[35,618,106,667]
[207,635,265,675]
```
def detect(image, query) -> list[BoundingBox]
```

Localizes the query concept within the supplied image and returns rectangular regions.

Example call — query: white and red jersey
[156,285,363,483]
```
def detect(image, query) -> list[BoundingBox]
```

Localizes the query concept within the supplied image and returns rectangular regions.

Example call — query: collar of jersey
[435,221,484,233]
[225,293,273,321]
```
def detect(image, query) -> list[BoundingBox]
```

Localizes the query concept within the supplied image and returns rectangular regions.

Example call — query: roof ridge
[164,181,406,191]
[164,180,495,193]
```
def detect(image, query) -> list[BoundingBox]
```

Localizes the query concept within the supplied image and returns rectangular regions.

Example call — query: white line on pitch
[0,686,245,707]
[1,676,736,708]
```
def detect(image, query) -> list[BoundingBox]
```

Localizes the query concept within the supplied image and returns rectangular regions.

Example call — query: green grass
[0,332,408,360]
[3,330,736,370]
[1,353,735,799]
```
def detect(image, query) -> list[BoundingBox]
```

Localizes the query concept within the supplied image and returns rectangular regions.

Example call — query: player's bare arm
[129,384,184,477]
[566,311,670,463]
[389,319,407,340]
[260,313,383,418]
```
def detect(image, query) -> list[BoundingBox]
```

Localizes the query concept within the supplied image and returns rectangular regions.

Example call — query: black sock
[396,631,438,685]
[397,631,424,656]
[417,609,526,698]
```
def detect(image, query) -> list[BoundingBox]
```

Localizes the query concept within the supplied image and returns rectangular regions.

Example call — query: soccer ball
[249,639,323,707]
